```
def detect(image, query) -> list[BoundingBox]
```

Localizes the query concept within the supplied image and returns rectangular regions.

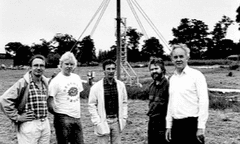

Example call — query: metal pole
[116,0,121,79]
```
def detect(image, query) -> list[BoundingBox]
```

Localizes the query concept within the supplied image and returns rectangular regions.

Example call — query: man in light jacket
[88,59,128,144]
[0,54,50,144]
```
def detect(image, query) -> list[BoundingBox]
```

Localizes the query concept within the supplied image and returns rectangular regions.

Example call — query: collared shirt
[25,75,48,119]
[103,78,119,116]
[147,77,169,118]
[166,65,209,129]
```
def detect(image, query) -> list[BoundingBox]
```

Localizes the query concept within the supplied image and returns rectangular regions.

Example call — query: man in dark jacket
[147,57,169,144]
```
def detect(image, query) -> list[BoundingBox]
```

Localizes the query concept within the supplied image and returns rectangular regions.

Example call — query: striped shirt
[25,76,48,119]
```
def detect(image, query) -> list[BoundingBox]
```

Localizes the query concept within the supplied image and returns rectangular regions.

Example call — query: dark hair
[102,59,116,70]
[148,57,166,75]
[29,54,46,67]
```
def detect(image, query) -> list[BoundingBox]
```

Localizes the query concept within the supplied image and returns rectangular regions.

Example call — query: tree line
[4,9,240,67]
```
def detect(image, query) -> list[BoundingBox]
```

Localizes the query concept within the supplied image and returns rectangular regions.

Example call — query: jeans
[54,113,84,144]
[17,118,50,144]
[97,118,121,144]
[148,116,167,144]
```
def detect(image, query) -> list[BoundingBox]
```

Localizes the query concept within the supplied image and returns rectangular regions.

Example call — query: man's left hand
[196,128,205,143]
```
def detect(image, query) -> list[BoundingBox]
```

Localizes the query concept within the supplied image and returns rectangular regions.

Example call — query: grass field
[0,65,240,144]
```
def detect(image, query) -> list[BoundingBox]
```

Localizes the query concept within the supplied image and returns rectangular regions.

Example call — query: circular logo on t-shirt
[68,87,78,96]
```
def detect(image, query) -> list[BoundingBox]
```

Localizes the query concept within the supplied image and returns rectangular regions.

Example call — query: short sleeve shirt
[48,72,83,118]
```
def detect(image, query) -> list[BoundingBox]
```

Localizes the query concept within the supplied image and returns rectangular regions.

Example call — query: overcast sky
[0,0,240,54]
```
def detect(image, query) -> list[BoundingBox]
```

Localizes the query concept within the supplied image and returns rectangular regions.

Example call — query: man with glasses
[0,54,50,144]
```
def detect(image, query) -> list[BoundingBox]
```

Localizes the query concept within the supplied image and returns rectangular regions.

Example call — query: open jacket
[0,71,48,124]
[88,78,128,136]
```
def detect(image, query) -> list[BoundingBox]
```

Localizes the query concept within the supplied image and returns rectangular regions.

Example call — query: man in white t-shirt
[47,51,84,144]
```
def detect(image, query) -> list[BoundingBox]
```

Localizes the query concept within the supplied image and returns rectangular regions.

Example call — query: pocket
[95,121,110,136]
[122,119,126,129]
[20,121,36,134]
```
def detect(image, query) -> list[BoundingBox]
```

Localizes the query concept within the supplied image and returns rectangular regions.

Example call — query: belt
[38,117,47,122]
[106,114,118,119]
[173,117,198,122]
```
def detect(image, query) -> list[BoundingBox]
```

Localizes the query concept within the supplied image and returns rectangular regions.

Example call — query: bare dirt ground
[0,66,240,144]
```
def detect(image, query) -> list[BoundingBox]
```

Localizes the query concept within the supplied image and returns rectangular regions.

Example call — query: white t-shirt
[48,72,83,118]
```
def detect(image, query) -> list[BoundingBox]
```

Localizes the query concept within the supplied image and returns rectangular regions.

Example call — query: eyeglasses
[105,67,116,71]
[33,64,45,68]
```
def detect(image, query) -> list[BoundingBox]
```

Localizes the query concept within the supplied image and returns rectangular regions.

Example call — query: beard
[151,72,163,81]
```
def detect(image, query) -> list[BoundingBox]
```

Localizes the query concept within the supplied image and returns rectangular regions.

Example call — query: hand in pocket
[95,121,110,136]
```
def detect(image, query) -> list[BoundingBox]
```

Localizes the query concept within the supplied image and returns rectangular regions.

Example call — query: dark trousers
[54,113,84,144]
[171,117,204,144]
[148,116,168,144]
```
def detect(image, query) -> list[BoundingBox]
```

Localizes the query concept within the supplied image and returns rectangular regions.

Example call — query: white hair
[170,43,190,58]
[59,51,77,69]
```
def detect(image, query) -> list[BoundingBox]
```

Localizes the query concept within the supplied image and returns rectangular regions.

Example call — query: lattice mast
[116,16,139,86]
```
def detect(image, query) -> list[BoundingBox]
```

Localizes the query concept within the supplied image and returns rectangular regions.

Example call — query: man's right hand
[165,128,172,142]
[17,111,35,122]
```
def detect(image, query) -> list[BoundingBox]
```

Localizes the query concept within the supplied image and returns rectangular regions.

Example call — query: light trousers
[97,118,121,144]
[17,118,51,144]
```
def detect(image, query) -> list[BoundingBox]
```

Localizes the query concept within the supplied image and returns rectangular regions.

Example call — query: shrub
[187,59,232,66]
[80,79,152,100]
[209,91,240,110]
[232,103,240,112]
[209,92,231,110]
[80,82,91,99]
[229,64,240,70]
[80,78,239,112]
[126,85,148,100]
[46,53,60,68]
